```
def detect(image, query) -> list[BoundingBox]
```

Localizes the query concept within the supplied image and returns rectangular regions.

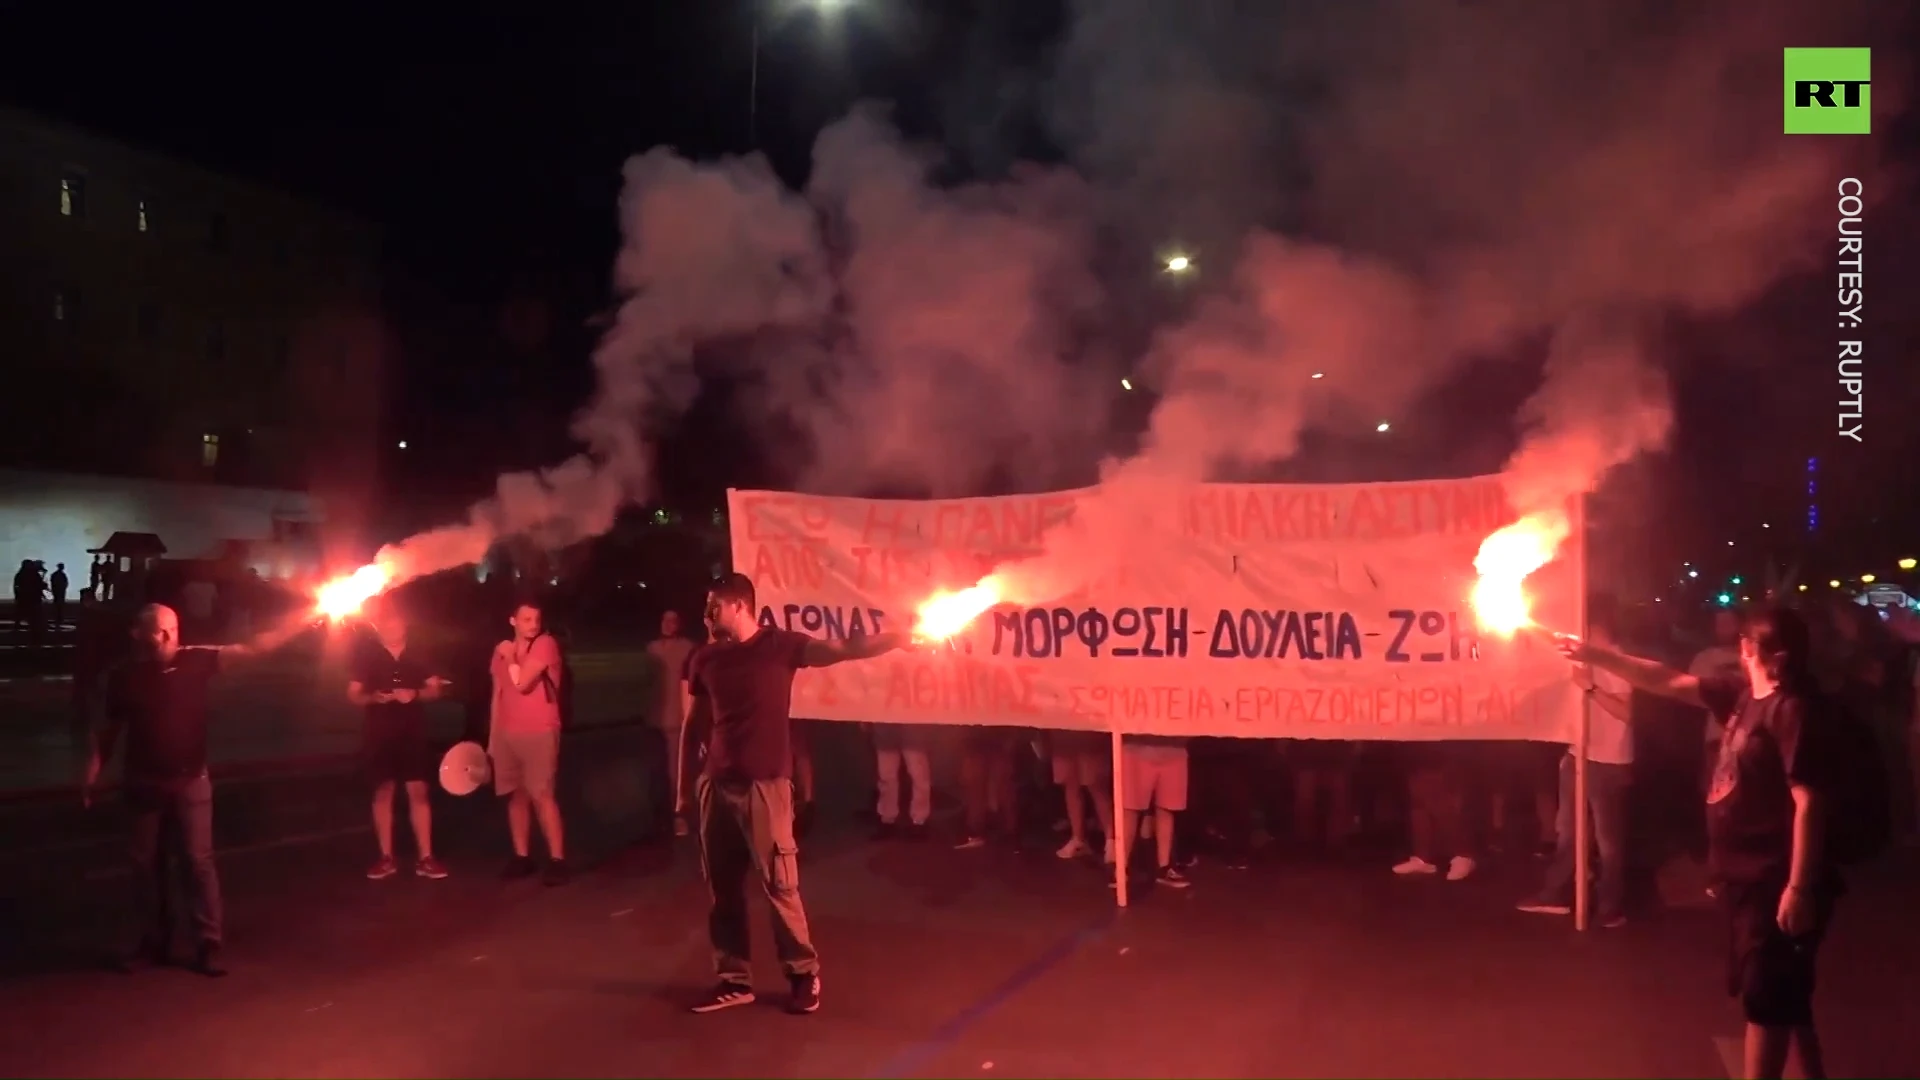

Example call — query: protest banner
[727,476,1583,743]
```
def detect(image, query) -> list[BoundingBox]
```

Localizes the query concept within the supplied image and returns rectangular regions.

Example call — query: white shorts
[1122,743,1189,812]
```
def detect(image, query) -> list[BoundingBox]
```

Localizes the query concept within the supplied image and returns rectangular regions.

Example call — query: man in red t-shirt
[683,573,911,1017]
[490,600,567,885]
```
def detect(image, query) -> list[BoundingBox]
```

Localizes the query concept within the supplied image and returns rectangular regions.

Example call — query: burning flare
[315,563,393,622]
[1469,513,1569,637]
[914,577,1005,641]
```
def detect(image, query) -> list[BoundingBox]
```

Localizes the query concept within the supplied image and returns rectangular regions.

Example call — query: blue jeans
[1536,753,1630,918]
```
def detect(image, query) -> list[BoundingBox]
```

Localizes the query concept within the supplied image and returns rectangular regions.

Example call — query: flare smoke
[374,0,1897,594]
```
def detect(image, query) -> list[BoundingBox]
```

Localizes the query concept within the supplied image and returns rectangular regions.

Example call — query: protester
[872,724,934,839]
[1119,734,1192,888]
[645,609,696,838]
[490,599,569,885]
[956,726,1021,850]
[1394,744,1477,881]
[1562,606,1843,1080]
[349,599,450,880]
[1518,598,1633,927]
[1047,729,1118,864]
[84,603,316,976]
[682,572,912,1016]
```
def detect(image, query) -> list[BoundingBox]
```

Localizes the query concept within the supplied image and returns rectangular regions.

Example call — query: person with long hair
[1558,606,1842,1080]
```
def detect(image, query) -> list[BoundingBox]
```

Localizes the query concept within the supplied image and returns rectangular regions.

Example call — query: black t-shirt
[685,628,812,782]
[106,647,222,786]
[351,636,439,730]
[1698,674,1837,887]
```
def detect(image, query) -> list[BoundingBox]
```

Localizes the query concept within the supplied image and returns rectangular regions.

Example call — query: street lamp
[751,0,852,147]
[1164,254,1192,273]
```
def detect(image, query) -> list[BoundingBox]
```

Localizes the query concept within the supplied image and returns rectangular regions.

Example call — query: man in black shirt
[1559,606,1839,1080]
[348,599,451,880]
[84,602,317,976]
[681,572,911,1016]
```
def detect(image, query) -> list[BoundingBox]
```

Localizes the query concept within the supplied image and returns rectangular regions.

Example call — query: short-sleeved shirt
[352,636,438,731]
[684,628,811,782]
[1698,674,1836,886]
[647,636,696,729]
[105,647,222,788]
[492,634,564,735]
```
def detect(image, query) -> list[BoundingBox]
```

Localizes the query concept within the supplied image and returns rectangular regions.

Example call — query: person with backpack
[1558,605,1882,1080]
[490,599,569,885]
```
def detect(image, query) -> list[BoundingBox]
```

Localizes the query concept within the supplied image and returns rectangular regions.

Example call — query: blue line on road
[868,910,1118,1080]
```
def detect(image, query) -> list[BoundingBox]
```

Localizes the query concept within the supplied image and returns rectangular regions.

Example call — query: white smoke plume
[369,0,1900,599]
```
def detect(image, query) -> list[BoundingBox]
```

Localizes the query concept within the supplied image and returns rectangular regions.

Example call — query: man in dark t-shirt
[348,600,450,881]
[86,603,317,976]
[682,572,910,1017]
[1560,606,1840,1080]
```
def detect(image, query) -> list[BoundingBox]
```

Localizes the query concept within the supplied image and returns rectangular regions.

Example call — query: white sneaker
[1446,856,1476,881]
[1392,856,1438,876]
[1056,838,1090,860]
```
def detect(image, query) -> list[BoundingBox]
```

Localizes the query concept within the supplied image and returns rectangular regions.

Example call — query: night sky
[4,1,1916,575]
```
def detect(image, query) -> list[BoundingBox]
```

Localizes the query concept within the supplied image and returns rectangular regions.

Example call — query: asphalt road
[0,723,1915,1079]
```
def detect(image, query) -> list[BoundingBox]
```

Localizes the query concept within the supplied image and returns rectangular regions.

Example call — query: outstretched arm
[1560,637,1705,708]
[215,610,318,662]
[801,631,912,668]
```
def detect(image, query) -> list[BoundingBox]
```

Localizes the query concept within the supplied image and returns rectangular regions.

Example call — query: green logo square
[1785,48,1870,134]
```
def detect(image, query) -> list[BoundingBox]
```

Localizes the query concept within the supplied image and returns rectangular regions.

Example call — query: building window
[60,172,87,218]
[207,321,226,362]
[136,303,161,341]
[137,200,150,233]
[202,434,219,468]
[207,212,229,253]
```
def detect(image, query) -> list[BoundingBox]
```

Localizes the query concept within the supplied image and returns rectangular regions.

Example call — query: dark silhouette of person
[50,562,69,628]
[89,555,104,602]
[14,560,44,645]
[102,557,121,603]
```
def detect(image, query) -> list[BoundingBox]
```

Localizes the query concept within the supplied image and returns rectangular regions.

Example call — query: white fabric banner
[727,477,1583,742]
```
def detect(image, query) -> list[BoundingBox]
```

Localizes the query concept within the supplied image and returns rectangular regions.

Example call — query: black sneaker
[541,859,571,887]
[1156,865,1191,889]
[190,942,228,978]
[501,855,538,880]
[690,982,756,1014]
[787,973,821,1014]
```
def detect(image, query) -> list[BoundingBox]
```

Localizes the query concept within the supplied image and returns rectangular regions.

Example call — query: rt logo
[1785,48,1870,135]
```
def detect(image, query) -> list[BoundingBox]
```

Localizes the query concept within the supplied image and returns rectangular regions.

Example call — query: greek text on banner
[727,477,1583,743]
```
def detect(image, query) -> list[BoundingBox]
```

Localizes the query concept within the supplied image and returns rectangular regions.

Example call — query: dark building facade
[0,105,383,493]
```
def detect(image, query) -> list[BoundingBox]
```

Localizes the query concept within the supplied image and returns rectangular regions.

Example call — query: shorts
[1724,880,1834,1027]
[1122,743,1189,812]
[491,728,560,797]
[1050,730,1110,787]
[365,718,433,784]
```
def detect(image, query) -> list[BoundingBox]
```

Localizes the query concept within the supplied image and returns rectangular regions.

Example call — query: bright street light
[1120,378,1133,391]
[751,0,855,147]
[1164,255,1192,273]
[397,440,408,450]
[1901,558,1917,571]
[1310,372,1325,379]
[1375,422,1391,433]
[1861,574,1877,584]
